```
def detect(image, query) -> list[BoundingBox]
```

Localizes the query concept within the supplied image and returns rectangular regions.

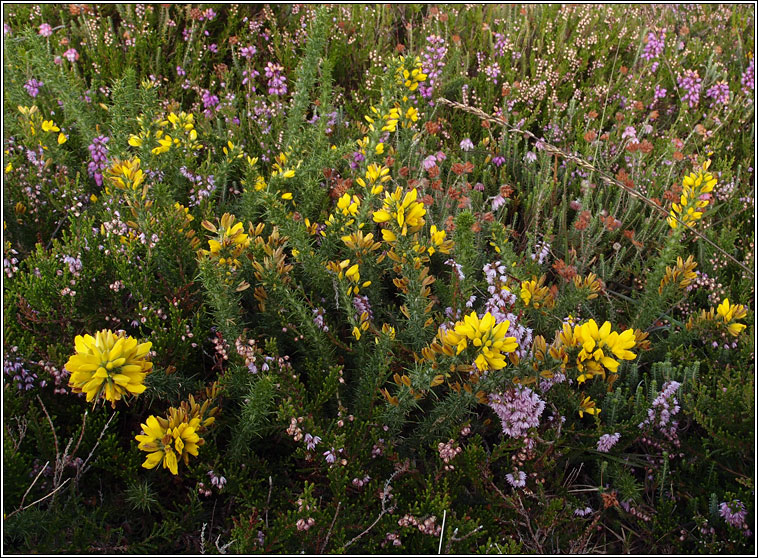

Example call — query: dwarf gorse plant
[2,4,754,554]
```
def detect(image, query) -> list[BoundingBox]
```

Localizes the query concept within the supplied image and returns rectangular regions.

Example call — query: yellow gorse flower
[716,298,748,336]
[659,255,698,294]
[396,56,427,92]
[106,157,146,197]
[686,298,748,338]
[551,319,636,383]
[372,187,426,241]
[578,395,600,418]
[198,213,250,271]
[356,163,391,195]
[41,119,60,133]
[428,225,453,255]
[337,193,361,216]
[135,410,203,475]
[66,330,152,407]
[438,311,518,371]
[520,276,555,309]
[667,160,717,229]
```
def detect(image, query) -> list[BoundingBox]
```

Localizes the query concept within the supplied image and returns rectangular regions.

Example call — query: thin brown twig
[77,411,117,481]
[343,465,406,550]
[36,395,59,457]
[5,477,70,520]
[436,98,753,277]
[320,500,341,553]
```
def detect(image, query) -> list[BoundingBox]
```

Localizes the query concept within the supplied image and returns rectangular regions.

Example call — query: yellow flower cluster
[129,111,201,154]
[198,213,251,273]
[427,225,453,255]
[659,255,697,294]
[65,330,152,407]
[550,319,636,383]
[573,273,604,300]
[365,106,401,134]
[325,259,371,296]
[520,276,555,309]
[17,106,67,144]
[437,311,518,372]
[686,298,748,337]
[667,160,716,229]
[396,56,427,92]
[356,163,391,195]
[106,157,146,198]
[372,187,426,242]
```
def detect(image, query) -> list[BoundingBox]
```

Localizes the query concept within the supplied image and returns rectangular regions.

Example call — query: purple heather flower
[459,138,475,151]
[419,35,447,102]
[353,295,373,322]
[201,90,220,110]
[492,155,505,167]
[741,58,754,96]
[304,433,321,451]
[323,447,337,464]
[677,69,702,108]
[621,126,637,141]
[639,381,681,441]
[264,62,287,96]
[530,240,550,265]
[38,23,53,37]
[719,500,747,528]
[574,506,594,517]
[445,258,465,280]
[176,65,186,76]
[240,45,256,59]
[488,386,545,438]
[596,432,621,452]
[87,135,109,187]
[707,81,730,107]
[505,470,527,488]
[491,194,506,211]
[24,79,43,98]
[312,308,329,332]
[641,30,666,61]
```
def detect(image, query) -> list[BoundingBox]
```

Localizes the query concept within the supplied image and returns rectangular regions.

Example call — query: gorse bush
[2,4,754,554]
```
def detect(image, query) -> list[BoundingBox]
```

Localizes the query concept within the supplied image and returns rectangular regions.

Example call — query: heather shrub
[2,4,754,554]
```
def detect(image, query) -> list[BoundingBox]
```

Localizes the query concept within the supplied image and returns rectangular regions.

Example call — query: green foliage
[2,3,754,555]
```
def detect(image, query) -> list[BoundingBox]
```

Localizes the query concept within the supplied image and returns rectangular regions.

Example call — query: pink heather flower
[719,500,747,528]
[240,45,256,59]
[63,48,79,62]
[459,138,474,151]
[422,155,437,171]
[488,387,545,438]
[38,23,53,37]
[596,432,621,452]
[621,126,637,141]
[505,470,526,488]
[434,151,447,162]
[491,194,506,211]
[323,447,337,463]
[524,151,537,163]
[706,80,730,107]
[574,506,593,517]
